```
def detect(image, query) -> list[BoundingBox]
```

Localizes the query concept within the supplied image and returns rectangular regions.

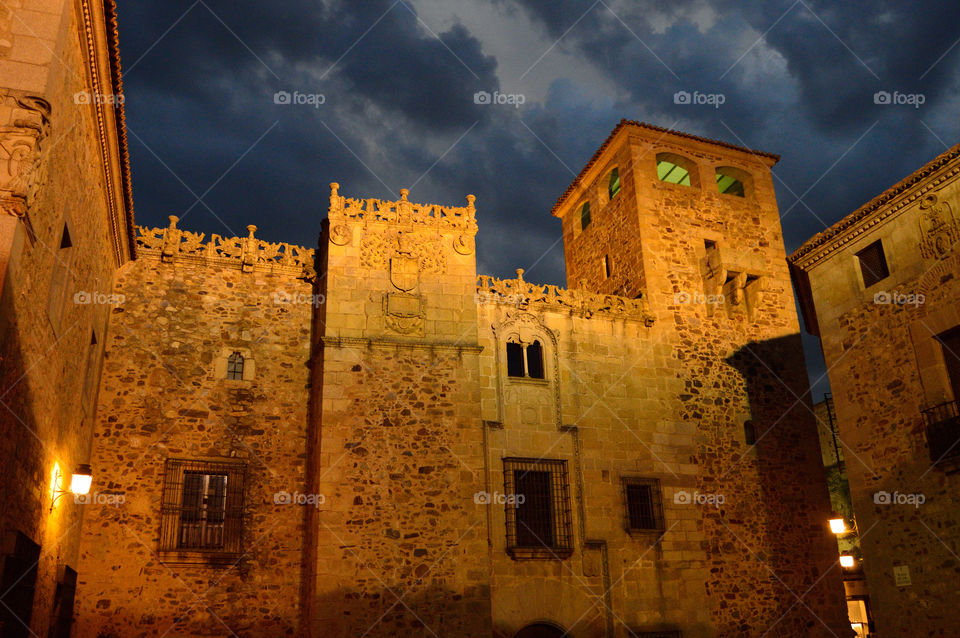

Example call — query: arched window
[715,166,749,197]
[579,201,591,231]
[608,167,621,199]
[226,351,245,380]
[506,340,545,379]
[656,152,697,187]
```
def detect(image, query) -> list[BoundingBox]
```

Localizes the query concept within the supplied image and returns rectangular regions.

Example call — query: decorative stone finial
[168,215,179,229]
[400,188,409,201]
[247,225,257,238]
[466,194,476,210]
[516,268,525,282]
[330,182,339,196]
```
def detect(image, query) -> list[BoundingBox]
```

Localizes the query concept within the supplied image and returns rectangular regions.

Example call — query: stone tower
[551,120,851,636]
[307,184,491,636]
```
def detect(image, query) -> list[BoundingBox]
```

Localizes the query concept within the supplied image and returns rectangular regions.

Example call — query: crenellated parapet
[136,216,315,277]
[477,269,654,324]
[327,182,477,233]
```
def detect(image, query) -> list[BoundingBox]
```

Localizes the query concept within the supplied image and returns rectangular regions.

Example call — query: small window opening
[603,255,611,279]
[580,202,591,231]
[716,168,745,196]
[608,168,621,199]
[527,341,544,379]
[656,155,692,186]
[855,240,889,288]
[744,421,756,446]
[226,351,245,380]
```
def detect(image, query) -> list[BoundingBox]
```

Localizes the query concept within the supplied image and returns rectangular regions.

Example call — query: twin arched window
[506,340,545,379]
[656,153,750,197]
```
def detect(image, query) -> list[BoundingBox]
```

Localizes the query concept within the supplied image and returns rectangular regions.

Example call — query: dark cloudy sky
[114,0,960,400]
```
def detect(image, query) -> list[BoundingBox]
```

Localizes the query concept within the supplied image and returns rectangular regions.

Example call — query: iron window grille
[623,478,664,532]
[160,459,245,557]
[503,458,572,559]
[855,240,889,288]
[506,341,545,380]
[226,351,245,380]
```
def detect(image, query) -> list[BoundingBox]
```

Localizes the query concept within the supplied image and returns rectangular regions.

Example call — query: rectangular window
[503,458,572,558]
[580,202,591,231]
[159,459,245,558]
[624,478,664,532]
[506,342,525,377]
[855,240,889,288]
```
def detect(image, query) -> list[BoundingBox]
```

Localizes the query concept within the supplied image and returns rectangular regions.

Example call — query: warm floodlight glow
[829,516,847,534]
[70,464,93,495]
[839,554,856,568]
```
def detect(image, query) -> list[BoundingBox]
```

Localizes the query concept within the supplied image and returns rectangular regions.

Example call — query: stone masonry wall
[73,243,314,637]
[554,125,850,637]
[795,155,960,637]
[0,2,130,635]
[311,187,491,636]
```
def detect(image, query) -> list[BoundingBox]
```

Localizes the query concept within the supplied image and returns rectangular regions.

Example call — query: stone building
[790,142,960,638]
[0,4,854,636]
[66,116,851,636]
[0,0,133,636]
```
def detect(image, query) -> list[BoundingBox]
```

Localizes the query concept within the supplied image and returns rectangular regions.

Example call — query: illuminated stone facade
[790,142,960,638]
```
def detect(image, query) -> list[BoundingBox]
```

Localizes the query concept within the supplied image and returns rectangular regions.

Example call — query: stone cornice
[321,336,483,354]
[477,269,655,325]
[79,0,136,264]
[327,182,477,233]
[136,216,315,276]
[789,142,960,271]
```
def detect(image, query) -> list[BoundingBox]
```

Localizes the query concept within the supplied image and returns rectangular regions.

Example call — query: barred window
[623,478,664,532]
[226,351,245,380]
[503,458,572,558]
[855,240,889,288]
[160,459,245,557]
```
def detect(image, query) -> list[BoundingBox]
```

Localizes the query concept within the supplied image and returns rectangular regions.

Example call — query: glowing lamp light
[829,515,847,535]
[50,463,93,510]
[69,464,93,495]
[839,554,856,569]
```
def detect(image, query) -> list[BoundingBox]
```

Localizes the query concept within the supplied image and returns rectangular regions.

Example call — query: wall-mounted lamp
[839,553,856,569]
[828,514,847,535]
[50,463,93,510]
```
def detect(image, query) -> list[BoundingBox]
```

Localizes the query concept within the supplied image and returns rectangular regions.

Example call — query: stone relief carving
[137,216,315,275]
[328,182,478,233]
[0,94,52,225]
[0,3,16,58]
[918,193,959,260]
[476,269,654,324]
[453,234,474,255]
[329,223,351,246]
[360,229,446,274]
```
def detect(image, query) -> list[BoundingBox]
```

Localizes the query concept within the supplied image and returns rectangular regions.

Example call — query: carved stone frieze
[0,94,52,220]
[918,193,959,260]
[360,229,446,274]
